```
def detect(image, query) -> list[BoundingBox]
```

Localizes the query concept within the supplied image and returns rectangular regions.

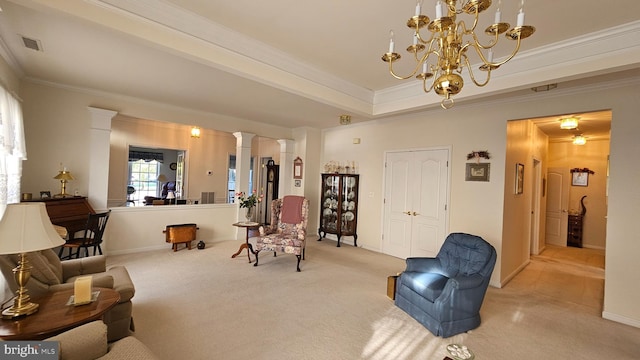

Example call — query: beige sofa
[0,249,135,341]
[47,321,157,360]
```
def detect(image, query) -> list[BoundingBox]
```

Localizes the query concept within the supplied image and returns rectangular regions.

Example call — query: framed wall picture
[40,191,51,199]
[293,157,303,179]
[515,163,524,194]
[465,163,490,182]
[572,172,589,186]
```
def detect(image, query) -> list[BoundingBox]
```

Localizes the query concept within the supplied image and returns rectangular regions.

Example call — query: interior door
[383,152,412,258]
[545,167,569,246]
[383,149,449,258]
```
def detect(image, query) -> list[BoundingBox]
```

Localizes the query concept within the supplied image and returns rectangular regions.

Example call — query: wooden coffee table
[0,287,120,340]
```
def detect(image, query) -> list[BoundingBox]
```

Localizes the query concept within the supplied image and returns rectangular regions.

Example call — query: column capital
[233,132,255,147]
[87,107,117,130]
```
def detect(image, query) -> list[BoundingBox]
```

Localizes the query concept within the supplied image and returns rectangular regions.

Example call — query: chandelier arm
[469,29,501,51]
[416,30,435,45]
[458,15,480,35]
[491,36,523,67]
[422,73,436,93]
[387,59,423,80]
[464,54,491,87]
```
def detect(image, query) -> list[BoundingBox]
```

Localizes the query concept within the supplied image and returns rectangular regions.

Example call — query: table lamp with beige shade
[0,203,65,318]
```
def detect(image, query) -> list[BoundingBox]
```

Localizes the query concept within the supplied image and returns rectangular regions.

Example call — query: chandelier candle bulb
[517,9,525,27]
[415,0,422,16]
[488,48,493,62]
[517,0,526,26]
[494,9,501,23]
[436,1,444,18]
[388,30,395,53]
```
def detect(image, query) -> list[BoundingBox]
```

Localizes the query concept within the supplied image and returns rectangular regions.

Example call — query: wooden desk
[25,197,96,240]
[0,288,120,340]
[231,222,260,263]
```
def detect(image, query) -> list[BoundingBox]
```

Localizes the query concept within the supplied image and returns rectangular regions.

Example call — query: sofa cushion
[47,321,108,360]
[401,271,449,302]
[107,266,135,302]
[438,233,493,276]
[25,250,62,285]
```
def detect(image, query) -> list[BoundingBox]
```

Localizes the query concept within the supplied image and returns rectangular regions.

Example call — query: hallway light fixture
[381,0,535,109]
[572,134,586,145]
[339,115,352,125]
[560,116,579,130]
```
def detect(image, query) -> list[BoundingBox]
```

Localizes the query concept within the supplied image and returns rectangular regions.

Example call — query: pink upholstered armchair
[254,196,309,271]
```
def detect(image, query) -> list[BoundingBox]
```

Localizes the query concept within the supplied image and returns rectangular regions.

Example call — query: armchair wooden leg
[296,255,301,272]
[253,251,260,267]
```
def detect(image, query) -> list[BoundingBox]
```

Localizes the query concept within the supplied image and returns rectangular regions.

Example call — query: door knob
[404,211,412,215]
[412,212,418,216]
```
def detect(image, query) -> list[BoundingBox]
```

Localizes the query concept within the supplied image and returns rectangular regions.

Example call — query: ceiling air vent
[21,36,42,52]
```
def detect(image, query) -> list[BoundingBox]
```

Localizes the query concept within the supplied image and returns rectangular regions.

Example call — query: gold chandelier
[382,0,535,109]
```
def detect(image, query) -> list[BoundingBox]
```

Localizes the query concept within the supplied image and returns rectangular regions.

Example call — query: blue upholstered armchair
[395,233,496,337]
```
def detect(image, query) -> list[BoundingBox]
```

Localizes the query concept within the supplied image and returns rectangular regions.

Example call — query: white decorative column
[277,139,295,196]
[87,107,116,211]
[233,132,255,240]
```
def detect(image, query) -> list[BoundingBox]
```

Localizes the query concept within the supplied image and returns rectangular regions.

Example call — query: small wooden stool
[163,223,199,251]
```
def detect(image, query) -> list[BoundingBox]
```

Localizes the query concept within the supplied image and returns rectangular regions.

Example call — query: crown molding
[96,0,374,109]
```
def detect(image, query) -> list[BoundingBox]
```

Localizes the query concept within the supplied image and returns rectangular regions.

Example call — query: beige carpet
[106,239,640,360]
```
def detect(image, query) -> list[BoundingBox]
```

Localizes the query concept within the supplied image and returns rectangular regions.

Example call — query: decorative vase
[245,207,254,223]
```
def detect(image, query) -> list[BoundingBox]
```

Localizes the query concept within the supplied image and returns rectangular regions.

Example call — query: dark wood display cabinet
[318,173,359,247]
[567,214,583,248]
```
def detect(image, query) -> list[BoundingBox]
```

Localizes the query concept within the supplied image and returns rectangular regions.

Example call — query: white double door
[383,148,449,259]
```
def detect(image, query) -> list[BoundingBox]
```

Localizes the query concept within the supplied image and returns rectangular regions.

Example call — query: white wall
[13,71,640,329]
[105,204,237,254]
[321,78,640,327]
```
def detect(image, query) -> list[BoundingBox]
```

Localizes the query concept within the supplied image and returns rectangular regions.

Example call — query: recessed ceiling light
[560,116,579,130]
[573,134,586,145]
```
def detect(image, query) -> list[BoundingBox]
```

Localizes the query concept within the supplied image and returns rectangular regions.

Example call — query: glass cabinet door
[340,175,358,235]
[319,173,359,247]
[320,174,339,232]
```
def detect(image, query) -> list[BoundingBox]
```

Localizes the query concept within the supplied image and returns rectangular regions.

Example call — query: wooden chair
[58,210,111,259]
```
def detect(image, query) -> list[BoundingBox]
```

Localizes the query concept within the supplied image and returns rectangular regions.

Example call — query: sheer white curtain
[0,86,27,302]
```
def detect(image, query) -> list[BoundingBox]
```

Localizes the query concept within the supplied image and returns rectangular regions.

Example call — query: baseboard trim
[602,311,640,329]
[498,259,531,288]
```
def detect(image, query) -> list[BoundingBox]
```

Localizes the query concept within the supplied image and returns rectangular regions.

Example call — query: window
[129,160,160,205]
[227,155,255,203]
